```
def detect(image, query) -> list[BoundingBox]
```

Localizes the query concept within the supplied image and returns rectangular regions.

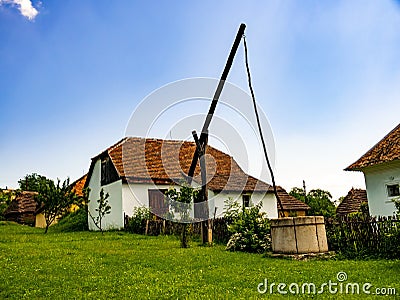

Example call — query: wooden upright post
[187,24,246,244]
[192,130,210,244]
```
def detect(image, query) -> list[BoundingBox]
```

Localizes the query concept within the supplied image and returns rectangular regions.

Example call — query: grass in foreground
[0,222,399,299]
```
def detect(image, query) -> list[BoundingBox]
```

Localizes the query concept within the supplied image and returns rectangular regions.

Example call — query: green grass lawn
[0,222,399,299]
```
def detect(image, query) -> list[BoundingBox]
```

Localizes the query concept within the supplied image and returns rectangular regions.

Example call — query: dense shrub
[0,189,14,221]
[224,198,271,253]
[394,197,400,218]
[387,198,400,258]
[51,208,88,232]
[125,207,151,234]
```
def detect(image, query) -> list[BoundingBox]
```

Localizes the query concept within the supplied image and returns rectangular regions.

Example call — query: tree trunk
[181,223,188,248]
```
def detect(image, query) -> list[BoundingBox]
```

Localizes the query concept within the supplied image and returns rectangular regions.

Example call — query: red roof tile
[275,186,310,211]
[345,123,400,171]
[87,137,271,192]
[70,174,87,197]
[336,188,368,215]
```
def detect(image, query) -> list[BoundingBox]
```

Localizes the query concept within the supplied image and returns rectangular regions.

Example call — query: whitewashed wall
[122,182,278,220]
[89,170,279,229]
[207,191,278,219]
[363,161,399,217]
[122,183,168,216]
[87,159,123,230]
[122,183,192,219]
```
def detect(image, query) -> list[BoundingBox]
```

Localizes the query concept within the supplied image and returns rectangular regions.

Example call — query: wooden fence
[125,213,400,257]
[325,215,399,258]
[124,215,230,244]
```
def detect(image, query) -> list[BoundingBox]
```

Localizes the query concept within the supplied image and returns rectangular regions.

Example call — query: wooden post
[187,24,246,243]
[163,219,166,235]
[303,180,307,205]
[201,133,210,244]
[192,130,210,244]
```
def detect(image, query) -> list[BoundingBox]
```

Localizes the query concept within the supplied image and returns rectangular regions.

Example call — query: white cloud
[0,0,39,20]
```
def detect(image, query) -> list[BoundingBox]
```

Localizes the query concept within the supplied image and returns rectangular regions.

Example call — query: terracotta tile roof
[336,188,368,216]
[345,123,400,171]
[4,191,38,225]
[275,186,310,211]
[87,137,271,192]
[70,174,87,197]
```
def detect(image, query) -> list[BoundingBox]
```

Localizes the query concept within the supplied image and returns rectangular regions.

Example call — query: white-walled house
[84,137,279,230]
[345,123,400,217]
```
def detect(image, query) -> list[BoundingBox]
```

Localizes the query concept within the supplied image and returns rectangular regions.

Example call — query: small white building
[345,123,400,217]
[84,137,278,230]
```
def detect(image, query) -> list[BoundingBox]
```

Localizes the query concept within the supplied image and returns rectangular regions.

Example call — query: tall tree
[18,173,52,192]
[35,178,79,233]
[289,187,336,218]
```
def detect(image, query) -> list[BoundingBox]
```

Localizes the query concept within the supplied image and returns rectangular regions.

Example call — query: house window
[386,184,400,198]
[242,194,250,208]
[101,157,119,186]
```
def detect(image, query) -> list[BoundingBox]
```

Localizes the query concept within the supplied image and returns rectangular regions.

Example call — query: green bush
[394,197,400,218]
[51,208,88,232]
[386,198,400,258]
[224,198,271,253]
[381,229,400,259]
[125,206,151,234]
[0,189,14,221]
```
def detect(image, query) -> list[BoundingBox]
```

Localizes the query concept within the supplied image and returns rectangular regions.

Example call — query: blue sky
[1,0,400,200]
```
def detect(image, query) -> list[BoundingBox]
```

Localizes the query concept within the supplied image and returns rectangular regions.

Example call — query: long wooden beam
[187,23,246,182]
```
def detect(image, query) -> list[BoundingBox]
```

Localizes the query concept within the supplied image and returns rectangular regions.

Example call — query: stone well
[270,216,328,254]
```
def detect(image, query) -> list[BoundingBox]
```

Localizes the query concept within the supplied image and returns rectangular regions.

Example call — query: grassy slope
[0,222,399,299]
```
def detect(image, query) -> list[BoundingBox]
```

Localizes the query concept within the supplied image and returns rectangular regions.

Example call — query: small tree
[35,178,79,233]
[88,189,111,234]
[165,185,199,248]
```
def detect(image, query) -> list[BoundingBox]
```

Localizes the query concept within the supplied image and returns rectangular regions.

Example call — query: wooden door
[148,189,168,217]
